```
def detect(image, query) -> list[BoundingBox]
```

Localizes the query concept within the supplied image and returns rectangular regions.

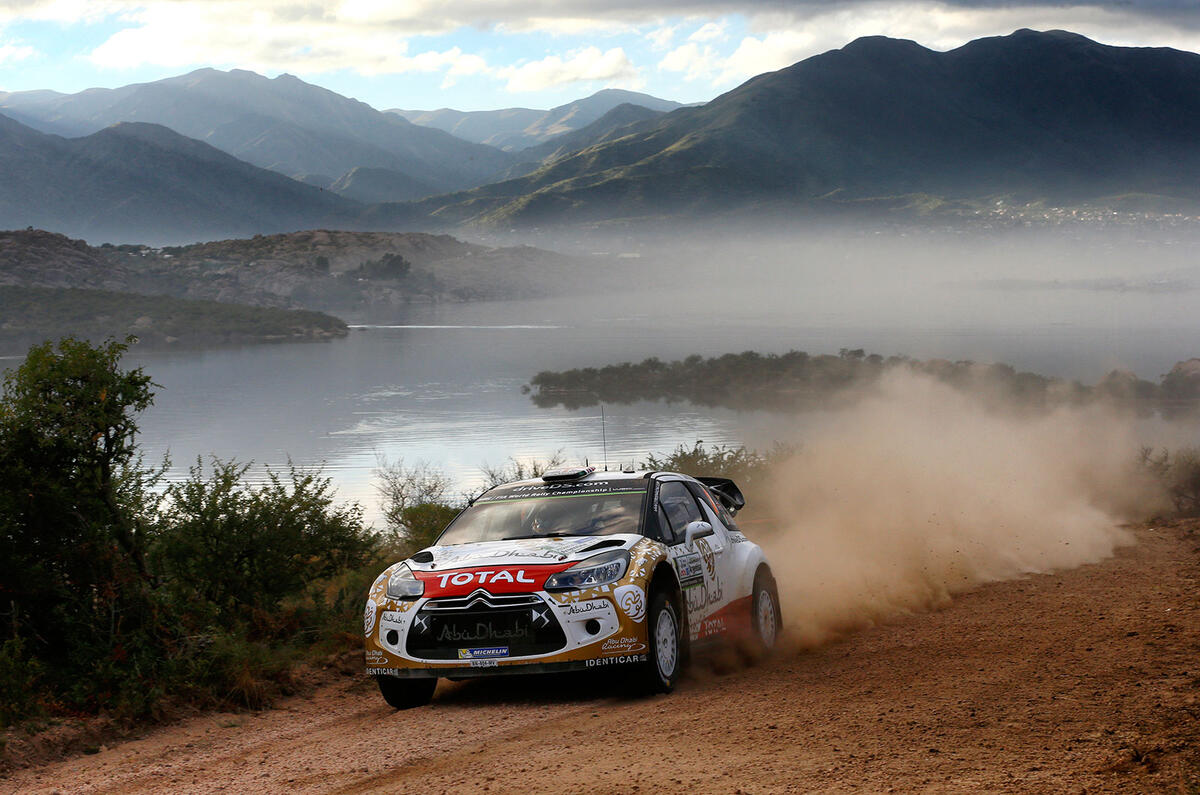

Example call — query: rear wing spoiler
[696,476,746,515]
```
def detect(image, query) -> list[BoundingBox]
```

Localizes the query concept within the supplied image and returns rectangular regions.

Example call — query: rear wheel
[634,587,684,694]
[376,675,436,709]
[749,567,781,657]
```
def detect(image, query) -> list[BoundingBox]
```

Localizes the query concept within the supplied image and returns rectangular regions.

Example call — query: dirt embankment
[3,520,1197,794]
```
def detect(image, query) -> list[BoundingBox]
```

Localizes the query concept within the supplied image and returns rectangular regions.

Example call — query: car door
[686,481,745,621]
[655,479,726,640]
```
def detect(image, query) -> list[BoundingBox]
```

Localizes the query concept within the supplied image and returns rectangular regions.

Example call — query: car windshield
[437,480,648,546]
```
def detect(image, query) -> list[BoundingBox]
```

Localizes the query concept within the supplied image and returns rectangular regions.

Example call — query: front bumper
[364,588,649,676]
[367,654,649,679]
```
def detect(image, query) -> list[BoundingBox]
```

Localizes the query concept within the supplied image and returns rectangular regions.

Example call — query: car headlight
[544,550,630,591]
[386,563,424,600]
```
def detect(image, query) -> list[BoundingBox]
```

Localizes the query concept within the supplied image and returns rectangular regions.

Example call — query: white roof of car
[503,469,675,488]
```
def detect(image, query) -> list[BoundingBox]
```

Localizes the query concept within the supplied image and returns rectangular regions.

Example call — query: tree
[0,336,160,712]
[352,252,411,280]
[374,457,458,552]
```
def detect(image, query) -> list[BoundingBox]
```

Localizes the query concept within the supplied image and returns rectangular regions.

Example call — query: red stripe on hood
[414,563,577,597]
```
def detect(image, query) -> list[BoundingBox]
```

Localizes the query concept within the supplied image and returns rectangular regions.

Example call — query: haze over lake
[129,241,1200,525]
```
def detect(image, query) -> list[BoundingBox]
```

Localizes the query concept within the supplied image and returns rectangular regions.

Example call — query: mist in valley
[118,219,1200,529]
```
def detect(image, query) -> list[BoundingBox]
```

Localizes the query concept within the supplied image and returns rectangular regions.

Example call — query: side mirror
[685,520,714,546]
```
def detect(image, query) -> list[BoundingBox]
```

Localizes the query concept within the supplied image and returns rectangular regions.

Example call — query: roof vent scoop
[541,466,596,483]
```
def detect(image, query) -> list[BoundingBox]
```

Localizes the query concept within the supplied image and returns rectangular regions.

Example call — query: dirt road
[5,523,1198,794]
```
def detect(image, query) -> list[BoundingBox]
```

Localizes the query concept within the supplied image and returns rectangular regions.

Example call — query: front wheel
[376,675,436,709]
[634,587,685,695]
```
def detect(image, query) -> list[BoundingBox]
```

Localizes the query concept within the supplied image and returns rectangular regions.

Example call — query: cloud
[659,42,722,80]
[723,1,1200,80]
[723,28,818,80]
[4,0,1200,101]
[82,1,500,79]
[498,46,639,92]
[648,1,1200,91]
[645,23,679,50]
[7,1,1199,45]
[0,0,125,25]
[2,0,1199,28]
[0,39,35,64]
[688,20,727,42]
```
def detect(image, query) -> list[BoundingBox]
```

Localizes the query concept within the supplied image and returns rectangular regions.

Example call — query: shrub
[1143,447,1200,517]
[478,451,566,489]
[642,440,797,500]
[0,638,43,727]
[153,459,376,620]
[0,338,384,723]
[393,502,461,553]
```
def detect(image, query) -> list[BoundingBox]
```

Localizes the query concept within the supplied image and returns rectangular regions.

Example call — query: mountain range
[0,68,516,197]
[412,29,1200,225]
[0,114,357,242]
[391,89,684,150]
[4,29,1200,242]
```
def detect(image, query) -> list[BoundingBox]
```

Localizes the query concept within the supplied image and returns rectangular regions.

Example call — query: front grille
[422,590,542,612]
[406,593,565,660]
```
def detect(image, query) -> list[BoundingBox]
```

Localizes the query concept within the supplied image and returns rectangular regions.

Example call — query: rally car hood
[410,534,641,572]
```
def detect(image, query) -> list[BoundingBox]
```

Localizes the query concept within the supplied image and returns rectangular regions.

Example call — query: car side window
[643,501,673,545]
[659,481,705,544]
[686,481,739,532]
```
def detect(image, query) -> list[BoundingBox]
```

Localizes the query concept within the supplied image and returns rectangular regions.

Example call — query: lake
[128,272,1200,526]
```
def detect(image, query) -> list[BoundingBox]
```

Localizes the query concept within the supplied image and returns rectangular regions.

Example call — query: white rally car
[364,466,780,708]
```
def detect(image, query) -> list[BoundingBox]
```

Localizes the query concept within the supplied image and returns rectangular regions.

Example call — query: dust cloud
[760,369,1161,647]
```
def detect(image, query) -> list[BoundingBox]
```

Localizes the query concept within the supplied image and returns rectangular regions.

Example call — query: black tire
[634,587,685,695]
[376,675,436,709]
[748,567,781,658]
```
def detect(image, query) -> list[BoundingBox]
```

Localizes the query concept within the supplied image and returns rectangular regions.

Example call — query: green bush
[393,503,461,553]
[0,338,380,724]
[0,638,42,726]
[153,459,376,620]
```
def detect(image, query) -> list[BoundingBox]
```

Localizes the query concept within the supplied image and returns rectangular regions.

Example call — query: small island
[527,348,1200,414]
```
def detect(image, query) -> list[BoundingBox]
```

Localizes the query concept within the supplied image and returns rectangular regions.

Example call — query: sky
[1,1,1200,111]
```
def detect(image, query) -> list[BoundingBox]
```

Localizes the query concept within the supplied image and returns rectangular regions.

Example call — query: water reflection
[128,291,1200,526]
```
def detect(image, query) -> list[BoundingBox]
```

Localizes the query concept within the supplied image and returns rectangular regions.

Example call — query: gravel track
[5,523,1198,794]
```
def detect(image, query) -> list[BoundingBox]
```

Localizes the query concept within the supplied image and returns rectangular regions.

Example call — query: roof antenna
[601,403,609,472]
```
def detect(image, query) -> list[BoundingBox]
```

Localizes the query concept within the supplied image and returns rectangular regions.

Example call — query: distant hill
[409,30,1200,226]
[0,115,357,243]
[329,166,439,204]
[0,227,131,288]
[392,89,683,151]
[0,285,347,352]
[0,68,515,197]
[138,229,590,307]
[503,103,668,178]
[0,228,593,313]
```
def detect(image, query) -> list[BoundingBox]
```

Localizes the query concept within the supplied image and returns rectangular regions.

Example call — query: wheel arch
[648,560,688,644]
[731,543,770,600]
